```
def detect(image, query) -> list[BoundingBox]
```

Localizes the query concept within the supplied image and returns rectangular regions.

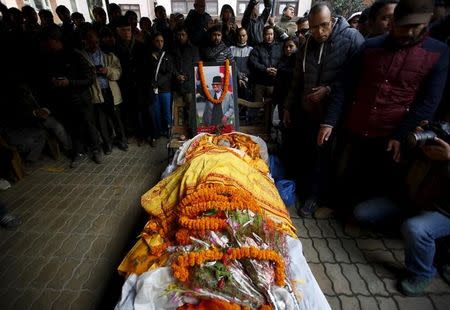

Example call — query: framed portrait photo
[193,61,239,134]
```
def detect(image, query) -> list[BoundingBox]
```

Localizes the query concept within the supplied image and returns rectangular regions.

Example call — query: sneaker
[92,150,103,164]
[314,207,335,219]
[0,214,22,229]
[0,178,11,191]
[149,138,156,148]
[104,144,112,155]
[70,153,86,168]
[298,197,320,218]
[117,142,128,151]
[441,265,450,285]
[399,276,432,296]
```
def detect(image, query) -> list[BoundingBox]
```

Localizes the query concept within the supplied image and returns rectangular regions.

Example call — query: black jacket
[184,10,212,47]
[242,0,271,46]
[172,42,200,94]
[149,50,176,93]
[249,41,283,86]
[285,16,364,121]
[201,42,234,63]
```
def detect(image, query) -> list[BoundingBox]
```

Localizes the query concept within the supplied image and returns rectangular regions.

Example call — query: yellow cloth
[118,140,296,276]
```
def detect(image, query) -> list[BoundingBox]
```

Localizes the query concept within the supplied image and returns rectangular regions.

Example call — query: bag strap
[154,51,166,82]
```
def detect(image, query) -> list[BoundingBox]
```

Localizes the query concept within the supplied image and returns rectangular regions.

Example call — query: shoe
[117,142,128,151]
[92,150,103,164]
[70,153,86,168]
[0,213,22,229]
[314,207,335,219]
[104,144,112,155]
[298,197,319,218]
[137,138,143,147]
[441,265,450,285]
[0,178,11,191]
[399,276,432,296]
[149,138,156,148]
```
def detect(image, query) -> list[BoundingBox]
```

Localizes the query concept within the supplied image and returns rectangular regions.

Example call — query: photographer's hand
[317,125,333,146]
[422,138,450,161]
[387,139,401,163]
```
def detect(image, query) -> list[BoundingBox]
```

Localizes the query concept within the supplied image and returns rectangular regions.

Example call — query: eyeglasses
[296,28,309,36]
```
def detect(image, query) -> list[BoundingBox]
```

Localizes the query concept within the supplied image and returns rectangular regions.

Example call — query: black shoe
[70,153,86,168]
[149,138,156,148]
[104,144,112,155]
[92,150,103,164]
[0,213,22,229]
[117,142,128,151]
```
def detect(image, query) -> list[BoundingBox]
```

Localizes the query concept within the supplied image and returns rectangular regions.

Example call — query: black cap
[212,76,222,84]
[394,0,434,26]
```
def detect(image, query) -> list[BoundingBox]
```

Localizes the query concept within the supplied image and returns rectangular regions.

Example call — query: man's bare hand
[387,139,401,163]
[283,110,291,127]
[268,16,275,26]
[422,138,450,161]
[52,78,69,87]
[317,126,333,146]
[307,86,329,103]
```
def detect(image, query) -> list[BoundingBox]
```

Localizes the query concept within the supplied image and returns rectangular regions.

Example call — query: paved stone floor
[0,141,449,309]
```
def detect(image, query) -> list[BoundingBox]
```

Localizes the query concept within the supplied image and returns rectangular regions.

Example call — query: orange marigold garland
[198,59,230,105]
[181,200,261,218]
[171,247,285,286]
[179,216,227,231]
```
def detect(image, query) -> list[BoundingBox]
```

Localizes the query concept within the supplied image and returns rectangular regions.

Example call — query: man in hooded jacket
[284,2,364,218]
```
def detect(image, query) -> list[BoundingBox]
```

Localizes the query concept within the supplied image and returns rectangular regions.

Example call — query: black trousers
[100,89,127,145]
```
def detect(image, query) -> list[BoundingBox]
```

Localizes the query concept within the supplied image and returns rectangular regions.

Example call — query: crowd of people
[0,0,450,298]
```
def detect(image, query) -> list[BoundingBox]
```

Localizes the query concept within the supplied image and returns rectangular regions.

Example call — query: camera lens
[407,131,437,147]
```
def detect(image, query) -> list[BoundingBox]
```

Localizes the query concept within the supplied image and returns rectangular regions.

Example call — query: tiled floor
[0,141,167,310]
[0,141,449,309]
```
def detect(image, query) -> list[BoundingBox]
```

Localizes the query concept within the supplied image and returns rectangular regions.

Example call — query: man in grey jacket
[202,76,234,126]
[284,2,364,218]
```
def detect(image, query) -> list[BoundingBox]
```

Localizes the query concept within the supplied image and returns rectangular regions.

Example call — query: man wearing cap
[202,76,234,126]
[321,0,450,296]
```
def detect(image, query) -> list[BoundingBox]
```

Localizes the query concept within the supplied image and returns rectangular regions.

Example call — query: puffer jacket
[336,35,449,140]
[249,41,283,86]
[231,44,253,80]
[242,0,271,46]
[285,16,364,121]
[78,49,123,105]
[201,42,234,63]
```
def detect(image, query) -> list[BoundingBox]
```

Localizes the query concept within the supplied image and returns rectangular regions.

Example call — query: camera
[407,122,450,147]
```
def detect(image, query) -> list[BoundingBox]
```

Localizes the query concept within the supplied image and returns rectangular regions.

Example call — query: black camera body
[407,122,450,147]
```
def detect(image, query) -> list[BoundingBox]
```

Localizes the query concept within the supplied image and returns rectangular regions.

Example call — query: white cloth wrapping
[115,237,330,310]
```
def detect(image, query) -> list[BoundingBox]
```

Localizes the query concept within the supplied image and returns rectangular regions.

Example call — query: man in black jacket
[184,0,212,47]
[37,25,102,167]
[242,0,272,46]
[201,24,233,62]
[173,26,200,132]
[284,3,364,218]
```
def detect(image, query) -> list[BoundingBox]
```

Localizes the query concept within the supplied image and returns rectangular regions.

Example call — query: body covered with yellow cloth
[119,133,296,276]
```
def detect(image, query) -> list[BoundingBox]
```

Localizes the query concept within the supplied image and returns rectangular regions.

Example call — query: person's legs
[4,128,47,163]
[152,93,162,137]
[400,211,450,295]
[41,116,72,152]
[353,197,406,227]
[159,92,172,137]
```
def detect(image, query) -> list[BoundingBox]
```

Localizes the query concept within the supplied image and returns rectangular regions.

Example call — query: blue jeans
[354,197,450,279]
[152,92,172,136]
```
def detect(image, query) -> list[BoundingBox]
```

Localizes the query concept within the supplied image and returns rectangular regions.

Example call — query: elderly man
[284,2,364,218]
[202,76,234,126]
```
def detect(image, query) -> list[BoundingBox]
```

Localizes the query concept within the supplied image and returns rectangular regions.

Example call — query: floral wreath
[198,59,230,105]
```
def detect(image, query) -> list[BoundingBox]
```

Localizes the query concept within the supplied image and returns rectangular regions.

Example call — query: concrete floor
[0,140,449,309]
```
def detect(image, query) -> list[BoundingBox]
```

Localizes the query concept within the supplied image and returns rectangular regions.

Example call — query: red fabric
[346,44,441,138]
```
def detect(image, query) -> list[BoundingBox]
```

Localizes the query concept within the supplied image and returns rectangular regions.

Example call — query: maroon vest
[346,43,441,138]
